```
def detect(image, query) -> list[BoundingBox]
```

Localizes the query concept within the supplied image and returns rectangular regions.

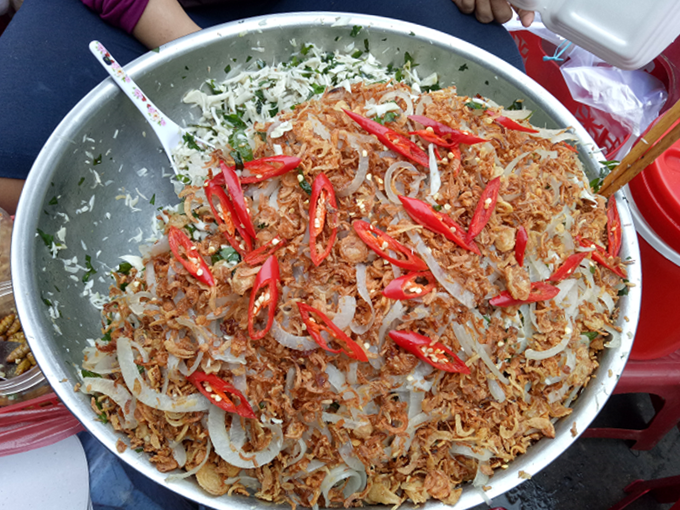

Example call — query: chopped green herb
[101,330,112,343]
[81,369,102,379]
[350,25,362,37]
[49,196,58,206]
[589,177,603,194]
[351,50,363,59]
[222,111,248,129]
[183,133,202,151]
[311,83,326,96]
[150,194,155,205]
[600,160,619,171]
[78,177,85,186]
[135,448,144,453]
[82,255,97,283]
[421,82,441,93]
[458,63,469,71]
[298,169,312,195]
[229,128,253,162]
[582,331,599,341]
[224,64,231,74]
[507,99,524,110]
[43,298,53,307]
[590,265,596,274]
[93,154,103,166]
[245,55,252,63]
[136,364,145,375]
[374,111,399,125]
[327,401,340,412]
[257,222,268,229]
[618,286,630,296]
[185,223,197,236]
[364,39,370,52]
[404,51,417,67]
[334,36,342,42]
[36,228,54,247]
[211,246,241,265]
[119,282,128,291]
[409,31,416,36]
[259,402,266,409]
[465,101,486,110]
[118,262,133,275]
[394,68,403,82]
[301,44,313,55]
[97,412,109,424]
[433,204,443,212]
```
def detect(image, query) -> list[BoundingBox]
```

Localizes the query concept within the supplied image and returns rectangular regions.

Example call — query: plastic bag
[506,15,668,159]
[0,392,84,457]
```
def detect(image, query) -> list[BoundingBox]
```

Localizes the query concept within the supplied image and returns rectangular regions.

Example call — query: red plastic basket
[0,392,84,457]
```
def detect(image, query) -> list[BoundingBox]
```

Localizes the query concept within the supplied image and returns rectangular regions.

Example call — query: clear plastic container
[509,0,680,70]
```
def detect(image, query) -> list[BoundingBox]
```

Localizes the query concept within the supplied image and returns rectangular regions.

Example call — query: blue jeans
[0,0,522,180]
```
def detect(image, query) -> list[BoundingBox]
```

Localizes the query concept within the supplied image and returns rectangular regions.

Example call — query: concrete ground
[472,393,680,510]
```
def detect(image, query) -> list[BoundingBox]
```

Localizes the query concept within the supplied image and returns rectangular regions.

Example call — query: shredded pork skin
[83,82,625,508]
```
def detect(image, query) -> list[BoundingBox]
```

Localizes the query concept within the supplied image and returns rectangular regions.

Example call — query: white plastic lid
[509,0,680,69]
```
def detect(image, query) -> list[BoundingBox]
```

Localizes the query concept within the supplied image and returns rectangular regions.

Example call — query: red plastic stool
[582,349,680,450]
[608,475,680,510]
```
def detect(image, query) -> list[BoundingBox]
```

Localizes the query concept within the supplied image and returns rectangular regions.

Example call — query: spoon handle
[89,40,188,173]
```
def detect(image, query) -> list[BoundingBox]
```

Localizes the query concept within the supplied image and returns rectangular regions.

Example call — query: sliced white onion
[272,319,318,351]
[350,264,376,335]
[488,379,506,403]
[428,144,441,196]
[379,301,405,348]
[384,161,419,204]
[414,95,433,116]
[450,444,493,462]
[223,476,262,490]
[320,464,367,505]
[309,115,331,141]
[347,362,358,386]
[165,438,212,483]
[451,322,509,385]
[408,231,475,309]
[208,407,283,468]
[332,296,356,330]
[81,377,138,429]
[171,441,187,468]
[118,336,210,412]
[473,462,493,505]
[603,325,622,349]
[526,324,573,360]
[337,150,369,197]
[381,90,414,115]
[503,151,532,176]
[325,364,346,392]
[145,260,157,291]
[338,441,365,472]
[286,438,308,467]
[129,339,149,364]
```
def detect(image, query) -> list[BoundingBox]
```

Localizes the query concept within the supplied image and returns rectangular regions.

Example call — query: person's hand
[452,0,535,27]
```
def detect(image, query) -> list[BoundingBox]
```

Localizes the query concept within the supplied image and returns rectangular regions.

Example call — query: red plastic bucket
[626,120,680,360]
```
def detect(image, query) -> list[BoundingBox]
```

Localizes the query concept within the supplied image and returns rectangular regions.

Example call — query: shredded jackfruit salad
[77,38,629,508]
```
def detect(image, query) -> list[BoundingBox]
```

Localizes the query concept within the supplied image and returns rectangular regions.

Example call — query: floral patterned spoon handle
[89,40,212,175]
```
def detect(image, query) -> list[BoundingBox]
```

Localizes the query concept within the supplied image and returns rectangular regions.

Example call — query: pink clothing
[81,0,149,33]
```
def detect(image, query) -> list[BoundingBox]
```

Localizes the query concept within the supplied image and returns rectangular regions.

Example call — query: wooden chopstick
[599,97,680,198]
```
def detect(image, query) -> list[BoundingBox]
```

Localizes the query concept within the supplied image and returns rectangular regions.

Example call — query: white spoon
[89,40,212,174]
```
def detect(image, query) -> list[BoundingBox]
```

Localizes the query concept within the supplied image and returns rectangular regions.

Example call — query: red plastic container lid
[628,121,680,253]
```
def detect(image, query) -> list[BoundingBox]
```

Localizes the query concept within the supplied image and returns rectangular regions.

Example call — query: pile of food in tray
[78,43,628,507]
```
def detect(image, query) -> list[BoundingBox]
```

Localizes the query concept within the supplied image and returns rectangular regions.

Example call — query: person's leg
[0,0,146,185]
[186,0,524,70]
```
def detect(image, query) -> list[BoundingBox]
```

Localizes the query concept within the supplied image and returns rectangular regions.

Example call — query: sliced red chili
[247,255,280,340]
[578,237,627,278]
[408,129,453,148]
[607,197,622,257]
[220,160,257,240]
[167,226,215,287]
[297,302,368,362]
[398,195,480,255]
[352,220,428,271]
[466,176,501,243]
[548,252,589,283]
[515,226,528,266]
[186,371,256,419]
[383,271,437,300]
[408,115,487,145]
[491,113,539,133]
[489,281,560,307]
[309,173,338,267]
[204,183,253,257]
[343,109,430,167]
[244,235,287,266]
[239,155,301,184]
[389,330,470,374]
